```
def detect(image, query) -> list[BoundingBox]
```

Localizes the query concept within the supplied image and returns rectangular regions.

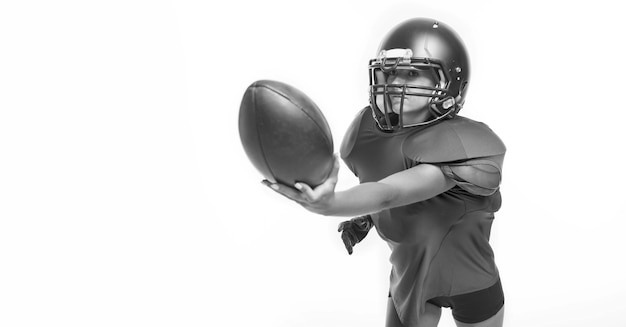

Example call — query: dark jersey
[340,108,506,326]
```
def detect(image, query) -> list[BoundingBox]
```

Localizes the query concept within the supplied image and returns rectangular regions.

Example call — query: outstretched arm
[263,156,455,217]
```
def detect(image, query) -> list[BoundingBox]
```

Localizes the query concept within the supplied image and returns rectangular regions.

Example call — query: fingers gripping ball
[238,80,334,187]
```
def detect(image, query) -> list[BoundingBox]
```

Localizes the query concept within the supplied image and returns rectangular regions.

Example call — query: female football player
[263,18,506,327]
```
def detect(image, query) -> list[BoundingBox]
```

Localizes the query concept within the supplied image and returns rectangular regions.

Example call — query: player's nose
[387,73,409,87]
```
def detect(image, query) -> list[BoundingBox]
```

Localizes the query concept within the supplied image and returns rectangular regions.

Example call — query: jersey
[340,108,506,327]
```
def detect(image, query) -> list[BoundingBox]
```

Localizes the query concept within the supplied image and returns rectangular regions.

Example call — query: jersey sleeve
[340,107,369,177]
[440,155,504,196]
[400,117,506,196]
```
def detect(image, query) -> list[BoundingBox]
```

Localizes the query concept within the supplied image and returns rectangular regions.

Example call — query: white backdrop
[1,1,625,326]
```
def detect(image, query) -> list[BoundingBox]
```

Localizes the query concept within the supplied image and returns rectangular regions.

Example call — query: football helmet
[369,18,470,131]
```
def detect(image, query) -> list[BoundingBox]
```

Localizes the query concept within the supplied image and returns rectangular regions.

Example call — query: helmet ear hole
[458,80,469,103]
[460,80,469,96]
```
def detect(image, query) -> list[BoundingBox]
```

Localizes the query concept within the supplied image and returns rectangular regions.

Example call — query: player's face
[375,68,436,124]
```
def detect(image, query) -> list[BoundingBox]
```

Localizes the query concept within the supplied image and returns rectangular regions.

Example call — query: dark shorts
[427,278,504,323]
[387,278,504,324]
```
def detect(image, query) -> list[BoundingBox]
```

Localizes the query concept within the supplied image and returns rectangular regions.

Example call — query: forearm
[313,164,455,217]
[317,182,397,217]
[265,162,453,217]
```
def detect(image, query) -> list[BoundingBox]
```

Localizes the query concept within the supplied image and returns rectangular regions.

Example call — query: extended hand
[262,155,340,215]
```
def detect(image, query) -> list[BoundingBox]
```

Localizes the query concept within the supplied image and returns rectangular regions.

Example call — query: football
[238,80,334,187]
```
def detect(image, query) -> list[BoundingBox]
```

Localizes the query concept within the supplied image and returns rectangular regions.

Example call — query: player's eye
[408,70,420,77]
[387,69,397,76]
[374,70,385,82]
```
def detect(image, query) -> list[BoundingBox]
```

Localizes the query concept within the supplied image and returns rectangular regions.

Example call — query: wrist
[319,193,338,216]
[303,192,337,216]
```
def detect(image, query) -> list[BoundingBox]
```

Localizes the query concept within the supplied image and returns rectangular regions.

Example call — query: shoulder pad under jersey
[340,107,369,160]
[441,157,504,196]
[401,116,506,164]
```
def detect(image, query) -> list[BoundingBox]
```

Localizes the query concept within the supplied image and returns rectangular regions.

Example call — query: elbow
[378,197,394,211]
[377,186,401,211]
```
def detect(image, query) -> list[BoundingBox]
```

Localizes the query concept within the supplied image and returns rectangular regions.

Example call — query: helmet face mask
[369,54,450,130]
[369,19,470,131]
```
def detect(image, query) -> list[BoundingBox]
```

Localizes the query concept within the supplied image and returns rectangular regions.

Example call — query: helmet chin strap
[400,95,460,128]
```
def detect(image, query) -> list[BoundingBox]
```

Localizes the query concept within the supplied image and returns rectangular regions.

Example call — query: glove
[337,215,373,255]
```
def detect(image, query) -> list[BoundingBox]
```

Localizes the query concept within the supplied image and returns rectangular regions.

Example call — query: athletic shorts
[427,278,504,323]
[388,278,504,324]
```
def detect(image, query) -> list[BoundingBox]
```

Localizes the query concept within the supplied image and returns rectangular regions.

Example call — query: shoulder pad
[441,156,503,196]
[402,116,506,163]
[340,107,369,159]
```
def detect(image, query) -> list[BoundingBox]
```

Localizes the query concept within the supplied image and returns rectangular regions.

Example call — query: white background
[1,1,625,326]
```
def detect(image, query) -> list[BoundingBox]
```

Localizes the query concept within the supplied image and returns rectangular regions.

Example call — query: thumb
[328,154,340,181]
[294,182,315,201]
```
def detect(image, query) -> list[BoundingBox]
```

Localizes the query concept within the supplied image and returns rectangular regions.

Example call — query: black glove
[337,215,373,255]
